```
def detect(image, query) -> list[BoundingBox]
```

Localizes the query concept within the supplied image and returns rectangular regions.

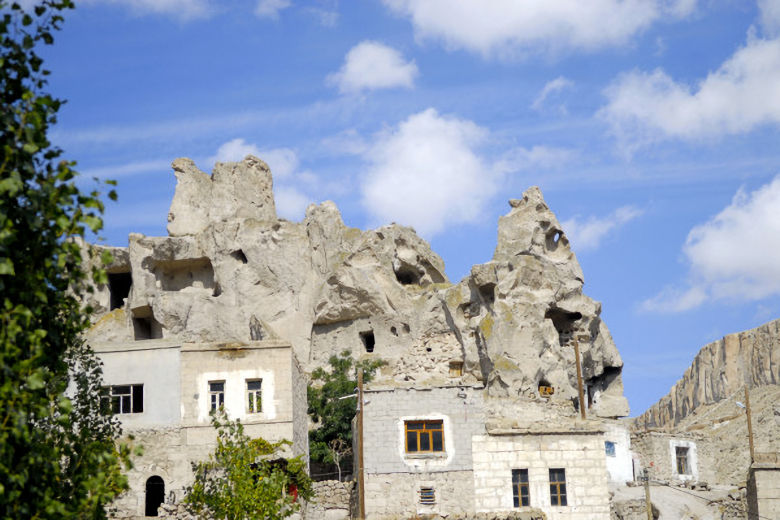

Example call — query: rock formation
[636,318,780,429]
[84,155,629,422]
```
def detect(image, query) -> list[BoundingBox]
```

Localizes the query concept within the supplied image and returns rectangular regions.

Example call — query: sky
[24,0,780,415]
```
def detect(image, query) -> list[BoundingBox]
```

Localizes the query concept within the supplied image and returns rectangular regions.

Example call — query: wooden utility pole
[643,468,653,520]
[745,386,755,464]
[573,338,586,420]
[357,369,365,520]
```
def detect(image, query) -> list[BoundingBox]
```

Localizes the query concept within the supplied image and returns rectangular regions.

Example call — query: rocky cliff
[84,155,629,422]
[636,318,780,429]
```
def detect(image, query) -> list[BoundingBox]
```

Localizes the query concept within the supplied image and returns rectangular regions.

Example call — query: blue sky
[30,0,780,414]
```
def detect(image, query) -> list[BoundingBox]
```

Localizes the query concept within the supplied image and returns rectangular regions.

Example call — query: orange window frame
[404,420,444,453]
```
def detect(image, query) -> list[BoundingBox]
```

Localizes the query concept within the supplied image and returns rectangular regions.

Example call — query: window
[605,441,616,457]
[676,447,690,475]
[246,379,262,413]
[419,487,435,505]
[405,420,444,453]
[108,271,132,310]
[209,381,225,411]
[512,469,530,507]
[101,384,143,414]
[549,468,567,506]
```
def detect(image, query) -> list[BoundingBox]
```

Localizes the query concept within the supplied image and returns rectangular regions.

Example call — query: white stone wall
[668,438,698,481]
[472,432,610,520]
[364,470,475,519]
[94,340,182,427]
[603,421,634,483]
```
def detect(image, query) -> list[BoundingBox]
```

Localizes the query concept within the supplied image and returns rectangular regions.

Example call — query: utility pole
[357,369,365,520]
[573,337,586,420]
[643,468,653,520]
[745,386,755,464]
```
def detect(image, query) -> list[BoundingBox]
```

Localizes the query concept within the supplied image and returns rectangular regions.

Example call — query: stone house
[629,431,714,484]
[94,338,308,517]
[358,385,624,520]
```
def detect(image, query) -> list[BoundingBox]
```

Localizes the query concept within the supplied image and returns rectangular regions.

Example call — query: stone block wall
[361,385,485,474]
[364,470,475,519]
[472,431,610,520]
[301,480,353,520]
[747,462,780,520]
[631,432,715,484]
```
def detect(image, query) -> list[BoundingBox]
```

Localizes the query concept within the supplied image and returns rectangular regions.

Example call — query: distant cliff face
[636,318,780,429]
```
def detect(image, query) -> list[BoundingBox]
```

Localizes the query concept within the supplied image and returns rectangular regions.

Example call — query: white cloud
[561,206,643,252]
[494,145,576,173]
[641,175,780,312]
[360,108,495,237]
[600,36,780,151]
[211,138,262,163]
[255,0,291,19]
[81,159,171,179]
[83,0,212,20]
[328,41,418,94]
[759,0,780,37]
[274,186,310,221]
[381,0,696,57]
[531,77,574,111]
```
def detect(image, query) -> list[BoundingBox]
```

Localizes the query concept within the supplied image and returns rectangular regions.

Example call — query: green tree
[0,1,128,518]
[307,351,384,479]
[185,412,312,520]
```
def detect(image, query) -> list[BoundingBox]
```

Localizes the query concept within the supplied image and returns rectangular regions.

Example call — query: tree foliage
[0,1,127,518]
[185,412,312,520]
[307,351,384,474]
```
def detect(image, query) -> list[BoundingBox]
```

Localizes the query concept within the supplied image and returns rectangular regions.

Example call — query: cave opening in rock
[394,265,420,285]
[231,249,248,264]
[132,307,163,340]
[478,283,495,305]
[360,330,375,353]
[108,271,132,310]
[545,308,582,347]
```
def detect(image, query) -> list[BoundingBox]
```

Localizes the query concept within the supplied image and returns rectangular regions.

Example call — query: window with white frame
[209,381,225,411]
[101,384,143,414]
[246,379,262,413]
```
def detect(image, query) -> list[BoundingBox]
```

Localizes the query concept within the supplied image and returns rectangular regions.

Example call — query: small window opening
[587,384,595,408]
[419,487,435,505]
[676,446,690,475]
[145,476,165,516]
[390,326,398,336]
[231,249,248,264]
[108,271,132,310]
[538,380,554,397]
[605,441,616,457]
[512,469,530,507]
[394,265,420,285]
[449,360,463,377]
[360,330,375,353]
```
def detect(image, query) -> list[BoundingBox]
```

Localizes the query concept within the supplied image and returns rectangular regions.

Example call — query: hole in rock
[153,257,215,291]
[108,271,132,310]
[394,265,421,285]
[360,330,375,353]
[132,307,163,340]
[538,380,554,397]
[478,283,495,305]
[231,249,248,264]
[545,308,582,347]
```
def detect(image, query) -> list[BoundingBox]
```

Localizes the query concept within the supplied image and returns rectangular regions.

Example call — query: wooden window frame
[404,420,444,454]
[512,468,530,507]
[419,487,435,505]
[549,468,567,506]
[676,446,690,475]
